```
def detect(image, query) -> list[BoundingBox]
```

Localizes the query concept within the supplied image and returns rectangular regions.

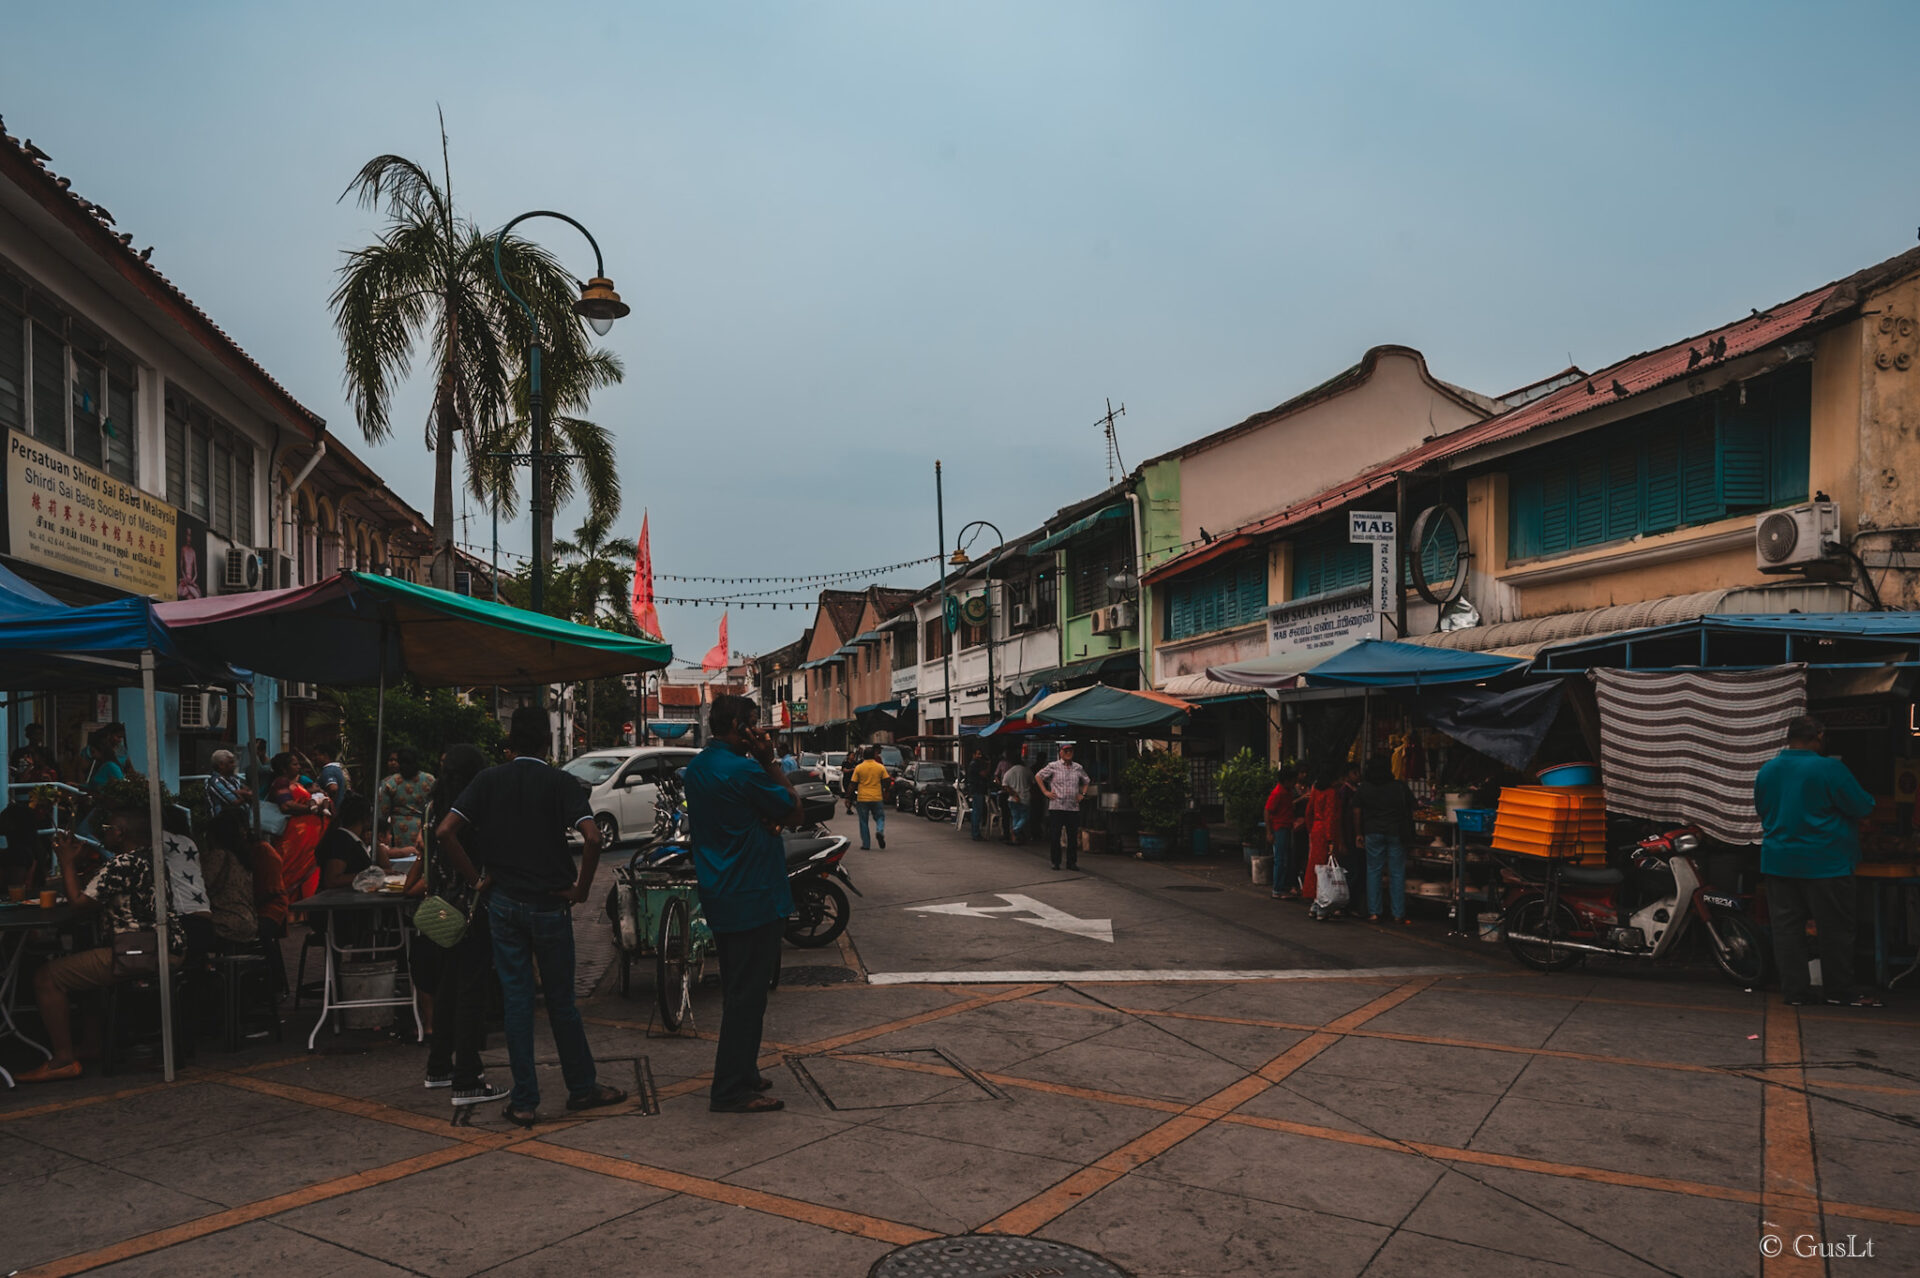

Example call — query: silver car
[564,747,700,846]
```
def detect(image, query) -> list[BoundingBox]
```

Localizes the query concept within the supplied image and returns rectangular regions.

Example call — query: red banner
[701,610,729,672]
[630,511,662,640]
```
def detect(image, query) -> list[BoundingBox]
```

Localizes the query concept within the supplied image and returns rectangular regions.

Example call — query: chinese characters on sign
[1348,510,1397,618]
[5,430,178,598]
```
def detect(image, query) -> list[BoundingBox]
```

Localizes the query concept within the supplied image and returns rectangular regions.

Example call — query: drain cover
[872,1236,1129,1278]
[1162,884,1223,892]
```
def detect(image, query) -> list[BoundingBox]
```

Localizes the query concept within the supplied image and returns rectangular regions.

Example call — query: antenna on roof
[1097,399,1127,484]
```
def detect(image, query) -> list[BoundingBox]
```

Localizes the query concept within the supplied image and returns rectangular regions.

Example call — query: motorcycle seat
[783,835,840,867]
[1559,865,1623,887]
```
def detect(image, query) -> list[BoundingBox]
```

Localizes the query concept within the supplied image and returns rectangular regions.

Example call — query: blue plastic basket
[1454,808,1497,834]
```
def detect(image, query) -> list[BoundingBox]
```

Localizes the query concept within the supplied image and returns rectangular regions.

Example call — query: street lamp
[949,519,1004,721]
[490,210,629,614]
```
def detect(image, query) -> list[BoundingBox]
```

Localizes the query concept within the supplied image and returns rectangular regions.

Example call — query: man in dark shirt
[437,706,624,1124]
[683,693,802,1113]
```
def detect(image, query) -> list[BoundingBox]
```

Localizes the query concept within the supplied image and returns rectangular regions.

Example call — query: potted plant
[1216,748,1277,860]
[1123,749,1189,860]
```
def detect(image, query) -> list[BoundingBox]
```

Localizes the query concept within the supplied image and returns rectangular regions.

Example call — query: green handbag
[414,893,469,948]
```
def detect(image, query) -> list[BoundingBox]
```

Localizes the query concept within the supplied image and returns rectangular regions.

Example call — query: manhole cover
[872,1235,1129,1278]
[782,965,860,986]
[1163,884,1223,892]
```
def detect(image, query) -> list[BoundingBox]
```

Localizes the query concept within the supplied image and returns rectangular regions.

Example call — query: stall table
[1855,862,1920,989]
[292,889,422,1050]
[0,902,82,1085]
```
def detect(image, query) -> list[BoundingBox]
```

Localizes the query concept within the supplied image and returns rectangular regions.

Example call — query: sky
[9,1,1920,658]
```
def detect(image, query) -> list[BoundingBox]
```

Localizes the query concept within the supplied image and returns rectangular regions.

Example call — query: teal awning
[1032,505,1128,552]
[798,655,844,669]
[851,630,886,644]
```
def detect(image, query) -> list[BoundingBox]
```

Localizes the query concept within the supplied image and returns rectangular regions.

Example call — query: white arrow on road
[907,893,1113,943]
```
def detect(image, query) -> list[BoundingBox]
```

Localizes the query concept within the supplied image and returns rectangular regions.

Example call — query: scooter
[1499,824,1769,986]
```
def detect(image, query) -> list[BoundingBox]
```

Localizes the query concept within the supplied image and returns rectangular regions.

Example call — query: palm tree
[551,518,638,627]
[329,122,613,590]
[465,347,625,553]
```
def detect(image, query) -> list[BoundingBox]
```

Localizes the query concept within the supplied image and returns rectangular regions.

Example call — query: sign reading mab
[1348,509,1396,617]
[1266,586,1382,661]
[3,430,188,599]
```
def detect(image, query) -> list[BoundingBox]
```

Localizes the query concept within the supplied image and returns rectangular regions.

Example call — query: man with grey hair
[1754,714,1878,1008]
[204,748,251,820]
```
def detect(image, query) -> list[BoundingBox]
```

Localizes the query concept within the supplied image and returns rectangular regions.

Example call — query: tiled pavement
[3,965,1916,1276]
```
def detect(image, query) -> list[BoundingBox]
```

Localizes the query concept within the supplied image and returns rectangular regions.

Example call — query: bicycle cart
[608,847,714,1031]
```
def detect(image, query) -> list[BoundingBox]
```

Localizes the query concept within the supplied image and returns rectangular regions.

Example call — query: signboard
[1349,510,1396,617]
[4,430,180,598]
[890,665,919,695]
[1266,587,1382,661]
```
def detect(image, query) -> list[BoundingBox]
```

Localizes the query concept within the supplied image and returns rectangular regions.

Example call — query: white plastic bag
[352,866,388,894]
[1314,859,1350,912]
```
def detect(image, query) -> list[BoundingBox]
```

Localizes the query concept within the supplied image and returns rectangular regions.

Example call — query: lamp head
[575,277,630,336]
[948,546,971,568]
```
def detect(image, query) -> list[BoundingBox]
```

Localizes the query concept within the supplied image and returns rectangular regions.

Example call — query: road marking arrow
[908,893,1113,943]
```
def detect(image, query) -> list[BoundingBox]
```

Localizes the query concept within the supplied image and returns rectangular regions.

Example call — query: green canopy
[1031,504,1128,552]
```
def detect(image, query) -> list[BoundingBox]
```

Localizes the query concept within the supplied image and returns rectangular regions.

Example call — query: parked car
[893,760,958,813]
[827,745,908,794]
[564,747,700,846]
[821,750,849,794]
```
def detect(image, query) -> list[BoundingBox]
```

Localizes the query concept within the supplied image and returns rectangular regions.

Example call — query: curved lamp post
[490,211,630,614]
[948,519,1004,720]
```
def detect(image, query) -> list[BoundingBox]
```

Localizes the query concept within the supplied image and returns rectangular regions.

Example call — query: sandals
[565,1083,628,1112]
[504,1106,540,1128]
[15,1059,82,1084]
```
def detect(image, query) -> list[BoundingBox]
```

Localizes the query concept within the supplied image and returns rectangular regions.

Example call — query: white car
[821,750,849,793]
[564,747,699,846]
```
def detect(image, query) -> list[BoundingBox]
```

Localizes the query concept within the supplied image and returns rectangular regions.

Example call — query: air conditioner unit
[1756,501,1843,573]
[179,689,228,731]
[280,679,318,701]
[1110,601,1138,630]
[1011,603,1033,628]
[1090,607,1113,635]
[223,547,263,591]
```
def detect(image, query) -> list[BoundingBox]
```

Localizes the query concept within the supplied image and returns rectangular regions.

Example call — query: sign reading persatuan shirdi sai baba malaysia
[3,429,193,600]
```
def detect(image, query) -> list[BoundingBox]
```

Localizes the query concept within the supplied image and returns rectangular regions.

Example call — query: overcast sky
[11,1,1919,657]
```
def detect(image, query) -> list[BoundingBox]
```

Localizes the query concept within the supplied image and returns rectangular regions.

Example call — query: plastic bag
[1314,859,1349,912]
[352,866,388,894]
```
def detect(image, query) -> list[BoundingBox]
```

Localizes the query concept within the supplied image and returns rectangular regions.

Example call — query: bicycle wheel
[655,896,693,1030]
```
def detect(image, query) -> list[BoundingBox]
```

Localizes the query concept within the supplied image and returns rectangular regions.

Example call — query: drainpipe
[285,435,327,584]
[1127,486,1147,692]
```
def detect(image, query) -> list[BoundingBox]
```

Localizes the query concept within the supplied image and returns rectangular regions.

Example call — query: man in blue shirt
[684,694,802,1112]
[1754,715,1879,1008]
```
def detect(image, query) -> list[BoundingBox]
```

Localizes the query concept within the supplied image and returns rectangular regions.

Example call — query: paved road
[831,804,1493,984]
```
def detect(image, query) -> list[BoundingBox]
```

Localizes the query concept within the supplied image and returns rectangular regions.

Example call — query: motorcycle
[1499,824,1769,986]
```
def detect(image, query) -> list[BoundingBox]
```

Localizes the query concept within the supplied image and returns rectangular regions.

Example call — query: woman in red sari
[1303,764,1346,916]
[267,751,327,904]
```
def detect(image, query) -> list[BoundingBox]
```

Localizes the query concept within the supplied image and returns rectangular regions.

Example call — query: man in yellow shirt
[849,747,891,850]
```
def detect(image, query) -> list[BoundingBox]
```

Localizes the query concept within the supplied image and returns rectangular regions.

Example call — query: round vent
[1757,512,1800,564]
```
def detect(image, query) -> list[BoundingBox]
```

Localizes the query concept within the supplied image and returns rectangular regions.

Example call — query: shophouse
[0,126,431,780]
[794,586,917,749]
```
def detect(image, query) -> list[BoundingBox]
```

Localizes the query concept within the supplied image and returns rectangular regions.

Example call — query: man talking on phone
[683,694,804,1112]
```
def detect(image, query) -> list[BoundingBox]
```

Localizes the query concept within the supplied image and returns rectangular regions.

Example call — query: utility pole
[936,460,952,760]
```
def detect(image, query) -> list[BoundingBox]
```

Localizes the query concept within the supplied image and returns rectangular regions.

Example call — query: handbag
[110,929,162,977]
[414,893,469,948]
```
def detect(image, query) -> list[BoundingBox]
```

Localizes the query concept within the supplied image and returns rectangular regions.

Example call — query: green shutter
[1539,461,1572,556]
[1718,400,1771,510]
[1771,368,1811,506]
[1509,470,1543,560]
[1606,443,1640,541]
[1572,450,1607,547]
[1643,430,1682,532]
[1680,415,1719,525]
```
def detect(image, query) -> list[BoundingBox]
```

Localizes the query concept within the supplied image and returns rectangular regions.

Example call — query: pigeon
[23,139,50,162]
[54,176,70,190]
[1709,335,1728,359]
[138,247,153,261]
[93,205,114,225]
[1611,380,1629,397]
[1585,381,1596,395]
[1687,347,1702,368]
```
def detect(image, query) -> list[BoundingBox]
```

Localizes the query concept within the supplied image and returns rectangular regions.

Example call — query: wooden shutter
[1643,430,1682,532]
[1539,461,1572,556]
[1509,470,1543,560]
[1605,443,1639,541]
[1718,399,1771,510]
[1572,450,1607,548]
[1680,415,1719,525]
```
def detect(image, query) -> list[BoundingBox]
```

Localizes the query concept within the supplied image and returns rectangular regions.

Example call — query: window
[1005,567,1058,633]
[1067,531,1129,616]
[0,263,138,483]
[1508,366,1811,561]
[923,616,947,662]
[893,625,918,669]
[1165,554,1267,640]
[164,387,258,540]
[958,617,988,650]
[1290,520,1371,599]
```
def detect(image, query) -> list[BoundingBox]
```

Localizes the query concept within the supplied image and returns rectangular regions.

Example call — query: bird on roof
[23,139,50,162]
[1199,528,1214,545]
[116,233,131,246]
[138,247,152,261]
[54,176,70,190]
[1585,381,1596,395]
[1610,380,1629,397]
[93,205,115,225]
[1751,308,1761,318]
[1687,347,1702,369]
[1709,335,1728,359]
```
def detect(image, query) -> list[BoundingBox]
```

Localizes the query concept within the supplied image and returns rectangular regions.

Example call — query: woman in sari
[377,747,435,852]
[267,751,327,904]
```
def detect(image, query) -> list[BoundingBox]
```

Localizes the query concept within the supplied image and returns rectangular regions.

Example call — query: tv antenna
[1098,398,1127,484]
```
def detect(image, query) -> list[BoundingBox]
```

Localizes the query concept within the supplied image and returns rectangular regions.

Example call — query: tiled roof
[0,123,325,435]
[1143,246,1920,585]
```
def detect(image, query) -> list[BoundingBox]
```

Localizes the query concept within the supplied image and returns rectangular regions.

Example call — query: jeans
[1008,802,1030,840]
[487,892,597,1111]
[1767,874,1859,1001]
[1046,809,1082,867]
[1364,832,1407,919]
[426,912,493,1087]
[1270,828,1293,893]
[856,801,886,848]
[711,919,784,1107]
[967,791,988,839]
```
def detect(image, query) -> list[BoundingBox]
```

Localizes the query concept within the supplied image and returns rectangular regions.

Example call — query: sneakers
[451,1080,505,1106]
[1826,992,1885,1008]
[877,832,886,849]
[424,1072,453,1089]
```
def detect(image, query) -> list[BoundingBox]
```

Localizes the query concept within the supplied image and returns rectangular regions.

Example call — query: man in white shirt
[1035,742,1090,871]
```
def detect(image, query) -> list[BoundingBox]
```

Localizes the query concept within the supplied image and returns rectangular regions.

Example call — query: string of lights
[653,554,939,585]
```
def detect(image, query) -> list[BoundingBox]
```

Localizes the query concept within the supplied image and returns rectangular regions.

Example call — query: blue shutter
[1718,401,1771,510]
[1539,462,1572,556]
[1168,584,1194,639]
[1233,555,1268,626]
[1606,444,1640,541]
[1509,470,1543,560]
[1572,450,1607,548]
[1680,416,1719,525]
[1771,369,1811,506]
[1644,431,1682,532]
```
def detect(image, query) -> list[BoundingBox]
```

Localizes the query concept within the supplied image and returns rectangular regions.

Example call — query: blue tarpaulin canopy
[0,563,224,690]
[1302,639,1526,688]
[1535,612,1920,672]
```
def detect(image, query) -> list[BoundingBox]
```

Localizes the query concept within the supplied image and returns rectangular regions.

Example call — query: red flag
[630,512,661,640]
[701,611,730,672]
